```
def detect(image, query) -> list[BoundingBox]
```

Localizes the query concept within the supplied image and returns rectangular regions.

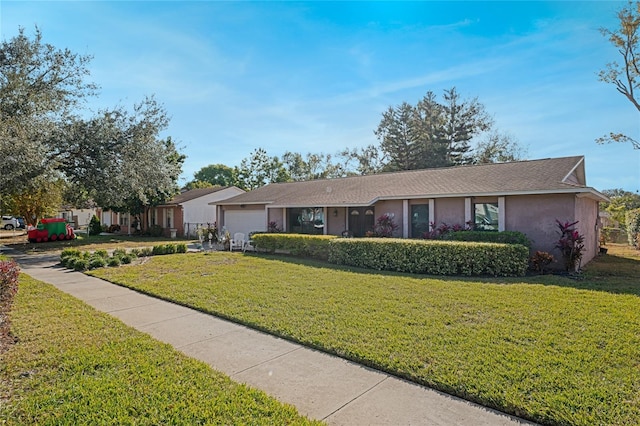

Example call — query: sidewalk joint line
[232,346,303,376]
[321,376,390,421]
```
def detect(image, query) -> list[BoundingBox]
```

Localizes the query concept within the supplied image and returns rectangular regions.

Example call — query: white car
[1,215,18,230]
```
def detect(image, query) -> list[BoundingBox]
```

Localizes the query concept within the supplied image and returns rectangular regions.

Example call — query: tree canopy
[234,148,289,190]
[601,188,640,228]
[0,27,183,218]
[366,88,520,172]
[598,1,640,149]
[0,27,96,194]
[189,88,525,190]
[193,163,236,187]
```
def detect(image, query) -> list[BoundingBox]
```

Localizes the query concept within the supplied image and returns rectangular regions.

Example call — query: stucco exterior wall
[373,199,404,237]
[267,208,285,232]
[326,207,347,235]
[434,198,465,226]
[574,196,600,266]
[505,194,576,259]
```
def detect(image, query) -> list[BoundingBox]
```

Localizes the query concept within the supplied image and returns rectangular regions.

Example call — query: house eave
[214,201,275,206]
[375,187,608,201]
[241,188,610,209]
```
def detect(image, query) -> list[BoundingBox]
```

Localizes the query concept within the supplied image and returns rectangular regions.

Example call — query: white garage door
[224,210,267,237]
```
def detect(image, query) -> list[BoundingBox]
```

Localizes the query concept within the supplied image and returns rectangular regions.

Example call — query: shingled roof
[161,186,235,206]
[221,156,607,207]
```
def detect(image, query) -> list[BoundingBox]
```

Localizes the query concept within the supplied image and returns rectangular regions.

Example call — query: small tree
[89,215,102,235]
[530,251,555,275]
[554,220,585,272]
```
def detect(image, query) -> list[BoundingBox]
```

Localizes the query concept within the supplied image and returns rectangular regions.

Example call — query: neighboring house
[152,186,245,237]
[216,156,608,266]
[58,207,99,229]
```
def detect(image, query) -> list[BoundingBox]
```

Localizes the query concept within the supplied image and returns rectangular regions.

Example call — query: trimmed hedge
[328,238,529,276]
[444,230,531,247]
[251,233,338,260]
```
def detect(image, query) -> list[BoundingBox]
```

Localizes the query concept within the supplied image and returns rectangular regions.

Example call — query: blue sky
[2,1,639,192]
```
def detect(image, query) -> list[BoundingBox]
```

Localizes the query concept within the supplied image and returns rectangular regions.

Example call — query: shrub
[0,260,19,352]
[139,247,153,257]
[94,249,109,259]
[107,257,121,267]
[328,238,529,277]
[422,221,473,239]
[120,254,133,264]
[197,223,219,243]
[530,251,555,274]
[107,224,121,233]
[73,258,89,271]
[251,234,338,260]
[164,244,176,254]
[176,243,187,253]
[60,249,82,267]
[89,215,102,235]
[130,248,142,257]
[61,248,82,259]
[267,221,282,233]
[88,256,107,270]
[0,260,19,305]
[112,248,127,259]
[555,220,585,271]
[152,245,166,256]
[371,214,399,237]
[446,230,531,247]
[148,224,163,237]
[626,209,640,249]
[65,257,78,269]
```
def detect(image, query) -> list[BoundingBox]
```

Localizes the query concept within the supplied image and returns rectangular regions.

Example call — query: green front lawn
[0,275,319,425]
[88,245,640,425]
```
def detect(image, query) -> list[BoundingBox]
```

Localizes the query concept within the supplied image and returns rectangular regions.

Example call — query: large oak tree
[0,27,183,219]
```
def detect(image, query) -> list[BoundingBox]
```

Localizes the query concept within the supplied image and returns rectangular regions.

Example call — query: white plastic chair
[229,232,245,251]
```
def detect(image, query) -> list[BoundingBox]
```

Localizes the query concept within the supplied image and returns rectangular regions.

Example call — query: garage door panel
[224,210,266,237]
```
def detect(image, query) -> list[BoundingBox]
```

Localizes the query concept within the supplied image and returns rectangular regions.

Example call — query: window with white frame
[474,203,499,231]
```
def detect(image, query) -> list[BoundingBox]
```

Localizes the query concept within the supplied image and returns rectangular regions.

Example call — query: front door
[348,207,375,237]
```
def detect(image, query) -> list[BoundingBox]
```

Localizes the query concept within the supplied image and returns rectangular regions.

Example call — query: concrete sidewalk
[9,251,534,426]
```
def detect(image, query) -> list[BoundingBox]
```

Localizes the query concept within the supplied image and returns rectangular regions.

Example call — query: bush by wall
[251,233,338,260]
[148,224,163,237]
[328,238,529,277]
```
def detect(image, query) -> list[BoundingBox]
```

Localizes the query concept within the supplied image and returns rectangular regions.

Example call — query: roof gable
[561,157,585,186]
